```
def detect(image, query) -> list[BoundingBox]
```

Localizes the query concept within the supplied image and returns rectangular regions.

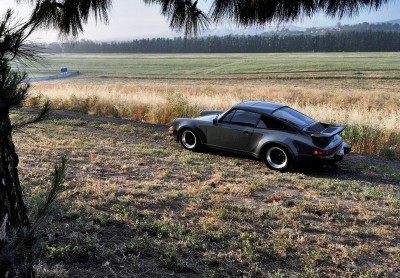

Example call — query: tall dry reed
[28,83,400,158]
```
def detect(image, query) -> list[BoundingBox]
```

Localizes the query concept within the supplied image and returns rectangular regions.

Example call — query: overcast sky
[1,0,399,42]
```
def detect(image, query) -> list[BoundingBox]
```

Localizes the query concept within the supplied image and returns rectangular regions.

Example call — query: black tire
[179,129,200,151]
[263,145,293,172]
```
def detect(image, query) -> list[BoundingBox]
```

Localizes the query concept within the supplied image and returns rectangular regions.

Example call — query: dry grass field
[12,53,400,276]
[14,109,400,277]
[28,53,400,158]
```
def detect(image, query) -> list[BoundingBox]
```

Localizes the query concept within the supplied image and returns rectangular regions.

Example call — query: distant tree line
[47,31,400,53]
[336,22,400,32]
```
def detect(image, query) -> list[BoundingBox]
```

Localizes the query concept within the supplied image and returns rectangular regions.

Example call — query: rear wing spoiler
[307,125,346,138]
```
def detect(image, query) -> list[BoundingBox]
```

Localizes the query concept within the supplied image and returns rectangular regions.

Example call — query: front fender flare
[176,122,206,145]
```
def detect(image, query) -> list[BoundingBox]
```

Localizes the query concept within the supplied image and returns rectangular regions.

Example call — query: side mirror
[213,115,218,125]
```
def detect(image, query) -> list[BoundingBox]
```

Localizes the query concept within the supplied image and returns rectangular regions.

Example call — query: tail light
[313,144,341,156]
[313,150,329,156]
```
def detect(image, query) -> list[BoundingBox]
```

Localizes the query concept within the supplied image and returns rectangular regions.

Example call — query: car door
[206,109,261,152]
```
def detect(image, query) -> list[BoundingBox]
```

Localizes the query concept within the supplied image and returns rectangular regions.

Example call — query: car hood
[195,115,216,122]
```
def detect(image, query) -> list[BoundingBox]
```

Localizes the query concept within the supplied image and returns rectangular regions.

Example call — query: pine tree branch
[31,156,67,231]
[11,101,51,130]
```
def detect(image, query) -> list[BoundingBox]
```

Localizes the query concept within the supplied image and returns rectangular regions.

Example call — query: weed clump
[341,125,400,157]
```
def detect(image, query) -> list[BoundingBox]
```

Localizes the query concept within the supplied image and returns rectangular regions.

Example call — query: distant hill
[140,25,306,39]
[204,19,400,37]
[165,20,400,38]
[199,25,307,37]
[385,19,400,24]
[101,19,400,42]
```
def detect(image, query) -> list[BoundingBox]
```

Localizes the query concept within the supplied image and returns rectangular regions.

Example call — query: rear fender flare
[258,141,297,161]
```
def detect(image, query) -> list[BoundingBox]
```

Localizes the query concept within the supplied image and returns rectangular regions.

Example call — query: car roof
[232,101,286,115]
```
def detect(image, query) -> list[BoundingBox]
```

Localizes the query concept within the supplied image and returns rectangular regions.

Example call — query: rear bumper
[297,142,351,163]
[330,142,352,162]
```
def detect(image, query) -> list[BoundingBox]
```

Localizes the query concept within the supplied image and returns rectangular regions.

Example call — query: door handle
[243,131,252,135]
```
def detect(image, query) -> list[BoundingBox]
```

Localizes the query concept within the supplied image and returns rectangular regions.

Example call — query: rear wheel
[263,145,293,172]
[179,129,200,151]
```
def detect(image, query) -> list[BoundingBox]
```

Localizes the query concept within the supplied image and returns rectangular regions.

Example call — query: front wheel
[264,145,293,172]
[179,129,200,151]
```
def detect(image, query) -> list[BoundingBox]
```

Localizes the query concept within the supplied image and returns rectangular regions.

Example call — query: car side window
[230,110,260,127]
[220,110,236,123]
[256,116,285,129]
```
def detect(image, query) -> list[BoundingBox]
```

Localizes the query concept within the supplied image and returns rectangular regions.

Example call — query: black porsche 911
[169,101,351,172]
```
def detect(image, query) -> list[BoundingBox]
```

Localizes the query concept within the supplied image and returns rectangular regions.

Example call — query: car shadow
[295,156,400,187]
[196,147,400,187]
[195,146,259,161]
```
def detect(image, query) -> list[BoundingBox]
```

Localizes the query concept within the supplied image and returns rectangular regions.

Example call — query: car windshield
[272,107,315,128]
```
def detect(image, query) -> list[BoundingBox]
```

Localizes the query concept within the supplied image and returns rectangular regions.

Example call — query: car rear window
[256,116,285,129]
[272,107,315,128]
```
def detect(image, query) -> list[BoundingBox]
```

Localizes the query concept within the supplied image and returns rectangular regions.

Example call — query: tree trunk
[0,107,34,277]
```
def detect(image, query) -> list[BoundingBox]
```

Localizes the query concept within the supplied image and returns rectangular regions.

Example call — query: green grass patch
[23,53,400,78]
